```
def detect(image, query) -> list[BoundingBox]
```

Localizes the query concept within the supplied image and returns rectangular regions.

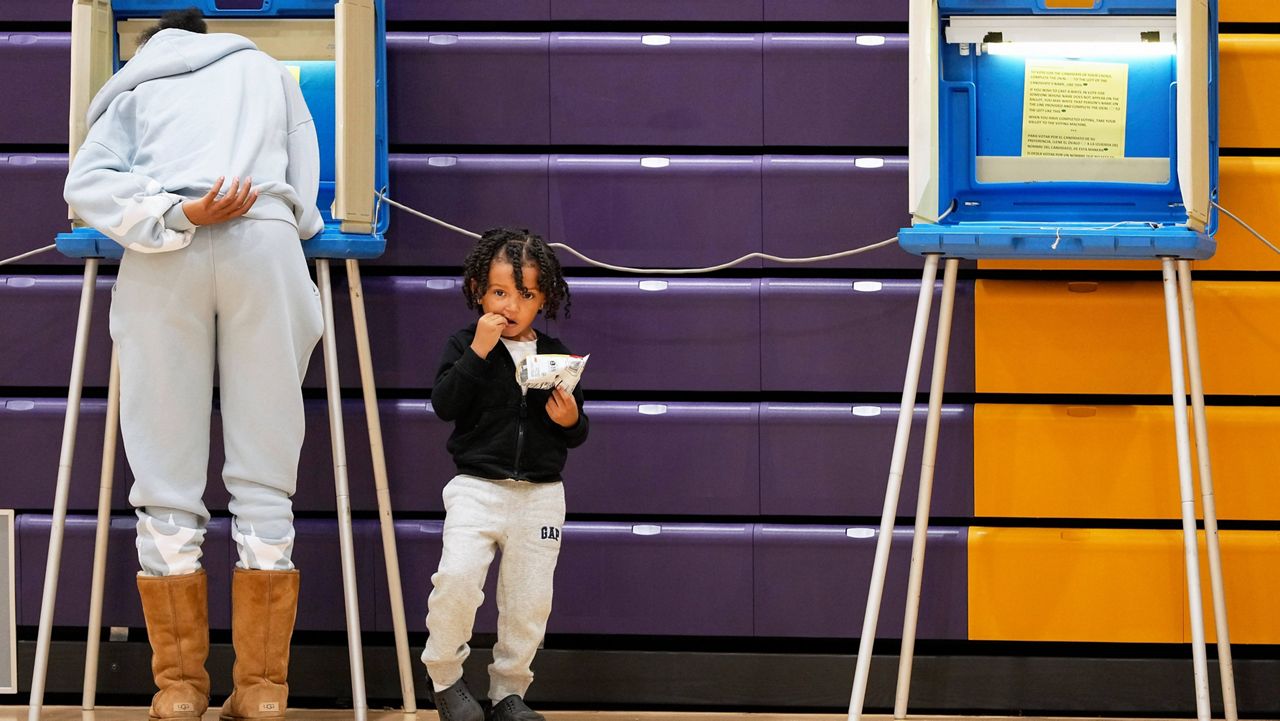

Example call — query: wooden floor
[0,711,851,721]
[0,712,1211,721]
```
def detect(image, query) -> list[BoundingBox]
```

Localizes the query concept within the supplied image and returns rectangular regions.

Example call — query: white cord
[549,237,900,274]
[0,243,57,267]
[378,193,482,240]
[1214,201,1280,257]
[377,190,900,274]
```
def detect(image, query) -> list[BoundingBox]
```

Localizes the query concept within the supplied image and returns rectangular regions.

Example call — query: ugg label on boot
[260,702,280,712]
[172,702,194,712]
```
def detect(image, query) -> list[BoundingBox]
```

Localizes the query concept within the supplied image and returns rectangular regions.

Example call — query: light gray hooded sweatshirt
[64,29,324,253]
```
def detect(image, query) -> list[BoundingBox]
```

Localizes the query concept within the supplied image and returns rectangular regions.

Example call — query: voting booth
[849,3,1234,721]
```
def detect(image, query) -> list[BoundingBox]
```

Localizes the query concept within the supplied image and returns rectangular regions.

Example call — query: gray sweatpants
[110,217,323,577]
[422,474,566,702]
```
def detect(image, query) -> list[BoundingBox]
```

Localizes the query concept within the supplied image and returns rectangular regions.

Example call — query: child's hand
[546,386,579,428]
[470,313,506,359]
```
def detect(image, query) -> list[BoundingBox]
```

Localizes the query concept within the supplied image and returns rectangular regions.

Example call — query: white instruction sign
[1022,59,1129,158]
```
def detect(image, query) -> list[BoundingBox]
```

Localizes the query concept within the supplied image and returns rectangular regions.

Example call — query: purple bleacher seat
[550,522,754,635]
[301,275,477,391]
[0,2,69,22]
[547,278,761,392]
[0,34,70,145]
[0,398,127,512]
[374,520,500,634]
[754,525,967,639]
[0,275,113,388]
[291,399,453,514]
[760,278,975,393]
[562,401,760,515]
[551,0,762,21]
[290,519,378,631]
[764,34,908,147]
[763,155,921,270]
[388,0,550,21]
[17,514,233,629]
[388,33,550,146]
[384,155,550,267]
[550,33,763,146]
[549,155,763,270]
[764,0,906,22]
[759,403,974,517]
[0,154,82,266]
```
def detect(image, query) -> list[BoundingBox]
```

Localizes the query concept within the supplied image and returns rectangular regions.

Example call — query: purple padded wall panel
[17,515,233,629]
[294,400,454,514]
[388,0,550,21]
[0,399,127,511]
[760,279,974,393]
[562,402,759,516]
[0,34,70,145]
[754,525,967,639]
[374,520,499,633]
[549,156,762,269]
[0,276,113,388]
[550,34,763,146]
[0,2,69,21]
[550,522,753,635]
[0,155,82,266]
[763,35,908,147]
[302,276,476,390]
[763,156,920,270]
[552,0,762,20]
[764,0,905,21]
[389,33,550,145]
[547,278,760,392]
[291,520,378,631]
[384,155,549,267]
[759,404,973,517]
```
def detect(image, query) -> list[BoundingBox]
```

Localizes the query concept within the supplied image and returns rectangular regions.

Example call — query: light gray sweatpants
[110,216,324,577]
[422,474,566,702]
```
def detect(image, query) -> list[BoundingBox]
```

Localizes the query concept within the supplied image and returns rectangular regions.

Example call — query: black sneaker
[427,678,484,721]
[489,694,545,721]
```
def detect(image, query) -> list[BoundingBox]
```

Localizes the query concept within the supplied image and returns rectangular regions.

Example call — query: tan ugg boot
[137,570,211,721]
[220,568,300,721]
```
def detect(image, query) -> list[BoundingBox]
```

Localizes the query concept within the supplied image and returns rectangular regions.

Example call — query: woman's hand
[181,176,258,226]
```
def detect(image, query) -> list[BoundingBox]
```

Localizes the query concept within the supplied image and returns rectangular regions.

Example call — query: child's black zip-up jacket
[432,327,589,483]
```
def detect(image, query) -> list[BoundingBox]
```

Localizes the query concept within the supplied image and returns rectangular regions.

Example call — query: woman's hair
[137,7,207,48]
[461,228,571,319]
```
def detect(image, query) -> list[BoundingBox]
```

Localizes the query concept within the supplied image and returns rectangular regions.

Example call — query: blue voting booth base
[900,0,1218,261]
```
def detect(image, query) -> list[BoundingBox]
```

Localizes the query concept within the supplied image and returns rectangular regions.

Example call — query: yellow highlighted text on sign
[1022,59,1128,158]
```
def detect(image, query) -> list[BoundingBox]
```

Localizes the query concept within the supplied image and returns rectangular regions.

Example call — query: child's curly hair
[462,228,571,319]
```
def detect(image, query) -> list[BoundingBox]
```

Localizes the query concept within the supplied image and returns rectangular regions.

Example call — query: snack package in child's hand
[517,354,589,394]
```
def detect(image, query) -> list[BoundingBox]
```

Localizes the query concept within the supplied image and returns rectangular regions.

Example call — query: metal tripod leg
[1160,257,1212,721]
[28,259,100,721]
[847,253,941,721]
[81,346,120,711]
[1176,259,1238,721]
[345,259,417,715]
[316,259,369,721]
[893,256,959,719]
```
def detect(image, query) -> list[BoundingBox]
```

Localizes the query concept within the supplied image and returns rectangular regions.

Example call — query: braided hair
[138,7,207,48]
[461,228,571,319]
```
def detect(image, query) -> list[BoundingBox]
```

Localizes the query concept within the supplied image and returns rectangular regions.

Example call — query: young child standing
[423,228,588,721]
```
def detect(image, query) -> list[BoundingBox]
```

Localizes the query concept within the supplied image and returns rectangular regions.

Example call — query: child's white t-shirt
[500,337,538,370]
